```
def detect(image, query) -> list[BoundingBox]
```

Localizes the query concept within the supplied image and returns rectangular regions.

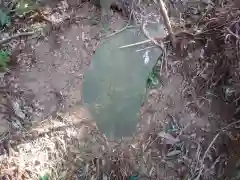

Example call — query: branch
[105,25,137,39]
[119,0,174,49]
[119,39,152,49]
[158,0,175,47]
[142,22,162,48]
[0,32,35,46]
[119,35,170,49]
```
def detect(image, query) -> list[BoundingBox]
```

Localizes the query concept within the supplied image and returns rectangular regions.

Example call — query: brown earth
[1,0,237,179]
[0,2,128,133]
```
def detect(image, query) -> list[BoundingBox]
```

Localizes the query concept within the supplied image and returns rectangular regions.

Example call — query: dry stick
[0,32,35,46]
[105,25,137,39]
[119,36,171,49]
[142,22,162,48]
[227,27,240,39]
[194,133,220,180]
[119,39,153,49]
[157,0,175,45]
[105,0,136,39]
[119,0,174,49]
[194,119,240,180]
[142,21,168,75]
[136,45,155,52]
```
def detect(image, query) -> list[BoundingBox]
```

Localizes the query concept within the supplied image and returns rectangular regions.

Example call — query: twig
[194,133,220,180]
[119,34,169,49]
[104,0,136,39]
[119,35,170,49]
[141,21,167,75]
[142,22,162,48]
[105,25,137,39]
[119,39,152,49]
[194,119,240,180]
[227,27,240,39]
[157,0,175,46]
[0,32,35,46]
[136,45,155,52]
[119,0,174,49]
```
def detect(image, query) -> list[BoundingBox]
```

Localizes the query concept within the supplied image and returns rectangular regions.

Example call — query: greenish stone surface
[83,27,163,139]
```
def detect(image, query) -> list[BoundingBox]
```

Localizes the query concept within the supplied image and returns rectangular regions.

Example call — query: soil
[0,2,128,135]
[1,1,238,179]
[0,0,211,142]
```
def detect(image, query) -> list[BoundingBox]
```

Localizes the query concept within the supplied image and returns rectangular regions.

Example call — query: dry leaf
[157,132,179,144]
[167,150,181,157]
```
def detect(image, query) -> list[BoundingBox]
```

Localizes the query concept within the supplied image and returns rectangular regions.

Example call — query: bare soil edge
[1,0,240,180]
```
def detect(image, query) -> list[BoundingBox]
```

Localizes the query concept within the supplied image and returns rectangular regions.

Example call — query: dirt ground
[0,2,129,134]
[0,2,132,178]
[1,0,239,179]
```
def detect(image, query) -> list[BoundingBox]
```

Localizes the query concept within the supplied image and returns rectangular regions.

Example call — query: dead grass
[1,0,240,179]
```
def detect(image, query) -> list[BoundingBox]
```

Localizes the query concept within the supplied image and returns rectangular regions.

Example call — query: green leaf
[147,72,159,88]
[0,50,9,69]
[0,9,11,27]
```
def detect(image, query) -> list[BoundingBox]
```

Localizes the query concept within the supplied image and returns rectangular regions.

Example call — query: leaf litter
[0,0,240,179]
